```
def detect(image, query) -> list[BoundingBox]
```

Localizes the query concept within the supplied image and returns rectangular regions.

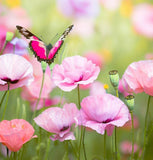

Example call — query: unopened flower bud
[109,70,119,89]
[125,95,135,111]
[6,32,14,42]
[41,61,48,73]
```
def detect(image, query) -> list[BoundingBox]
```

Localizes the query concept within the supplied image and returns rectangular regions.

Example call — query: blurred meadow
[1,0,153,159]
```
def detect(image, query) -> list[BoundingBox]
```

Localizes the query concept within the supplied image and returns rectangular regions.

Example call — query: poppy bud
[109,70,119,89]
[125,95,135,111]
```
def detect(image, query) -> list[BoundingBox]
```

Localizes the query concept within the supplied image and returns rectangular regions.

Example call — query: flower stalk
[125,95,135,160]
[32,72,45,124]
[109,70,120,160]
[142,95,151,158]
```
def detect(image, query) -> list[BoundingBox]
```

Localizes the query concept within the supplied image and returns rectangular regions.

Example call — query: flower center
[1,78,19,84]
[102,119,112,123]
[60,126,69,132]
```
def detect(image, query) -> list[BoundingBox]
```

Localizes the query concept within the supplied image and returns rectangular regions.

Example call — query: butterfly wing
[47,25,74,64]
[16,25,74,65]
[16,25,49,63]
[16,25,41,41]
[29,40,49,63]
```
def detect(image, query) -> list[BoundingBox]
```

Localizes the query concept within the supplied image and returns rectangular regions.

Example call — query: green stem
[13,152,17,160]
[82,128,87,160]
[104,131,106,160]
[44,136,51,160]
[114,127,117,160]
[16,98,20,118]
[38,127,42,159]
[20,147,24,160]
[78,126,83,160]
[111,133,114,159]
[131,111,134,159]
[0,90,7,109]
[1,83,10,120]
[115,89,119,160]
[77,84,87,160]
[32,72,45,124]
[0,41,8,55]
[115,89,119,98]
[69,141,78,159]
[142,95,151,158]
[77,84,82,159]
[77,85,81,109]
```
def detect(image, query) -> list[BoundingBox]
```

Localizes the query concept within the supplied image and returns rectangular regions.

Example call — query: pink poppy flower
[21,72,53,99]
[84,51,104,68]
[120,141,139,154]
[100,0,122,11]
[0,26,13,54]
[145,53,153,60]
[122,115,139,130]
[118,80,131,97]
[90,81,106,96]
[120,60,153,96]
[57,0,100,18]
[22,92,65,111]
[34,103,79,141]
[0,7,31,31]
[78,94,129,136]
[131,4,153,38]
[0,119,36,152]
[21,57,55,110]
[52,56,100,92]
[72,18,95,38]
[0,54,33,91]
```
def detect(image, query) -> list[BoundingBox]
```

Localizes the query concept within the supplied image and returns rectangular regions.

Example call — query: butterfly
[16,25,74,65]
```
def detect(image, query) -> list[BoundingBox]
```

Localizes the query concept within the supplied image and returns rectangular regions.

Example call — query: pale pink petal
[50,132,75,142]
[78,94,129,136]
[120,141,139,154]
[131,3,153,38]
[84,52,104,68]
[52,56,100,92]
[120,60,153,96]
[0,54,33,91]
[72,18,95,38]
[122,115,139,130]
[0,7,31,31]
[90,81,106,96]
[57,0,100,18]
[21,56,55,108]
[34,103,79,141]
[100,0,122,10]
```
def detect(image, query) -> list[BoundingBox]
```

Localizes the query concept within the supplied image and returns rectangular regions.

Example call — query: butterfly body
[16,25,73,65]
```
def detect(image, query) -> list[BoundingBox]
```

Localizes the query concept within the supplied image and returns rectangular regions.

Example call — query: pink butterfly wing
[16,25,74,65]
[30,40,47,60]
[47,25,74,61]
[48,40,63,60]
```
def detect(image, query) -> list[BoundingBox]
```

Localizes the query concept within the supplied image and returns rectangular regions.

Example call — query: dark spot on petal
[1,78,19,84]
[60,126,69,132]
[102,119,112,123]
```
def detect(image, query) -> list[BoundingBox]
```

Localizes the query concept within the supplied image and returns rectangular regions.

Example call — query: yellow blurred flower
[100,49,112,63]
[4,0,20,8]
[120,0,133,17]
[104,84,109,90]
